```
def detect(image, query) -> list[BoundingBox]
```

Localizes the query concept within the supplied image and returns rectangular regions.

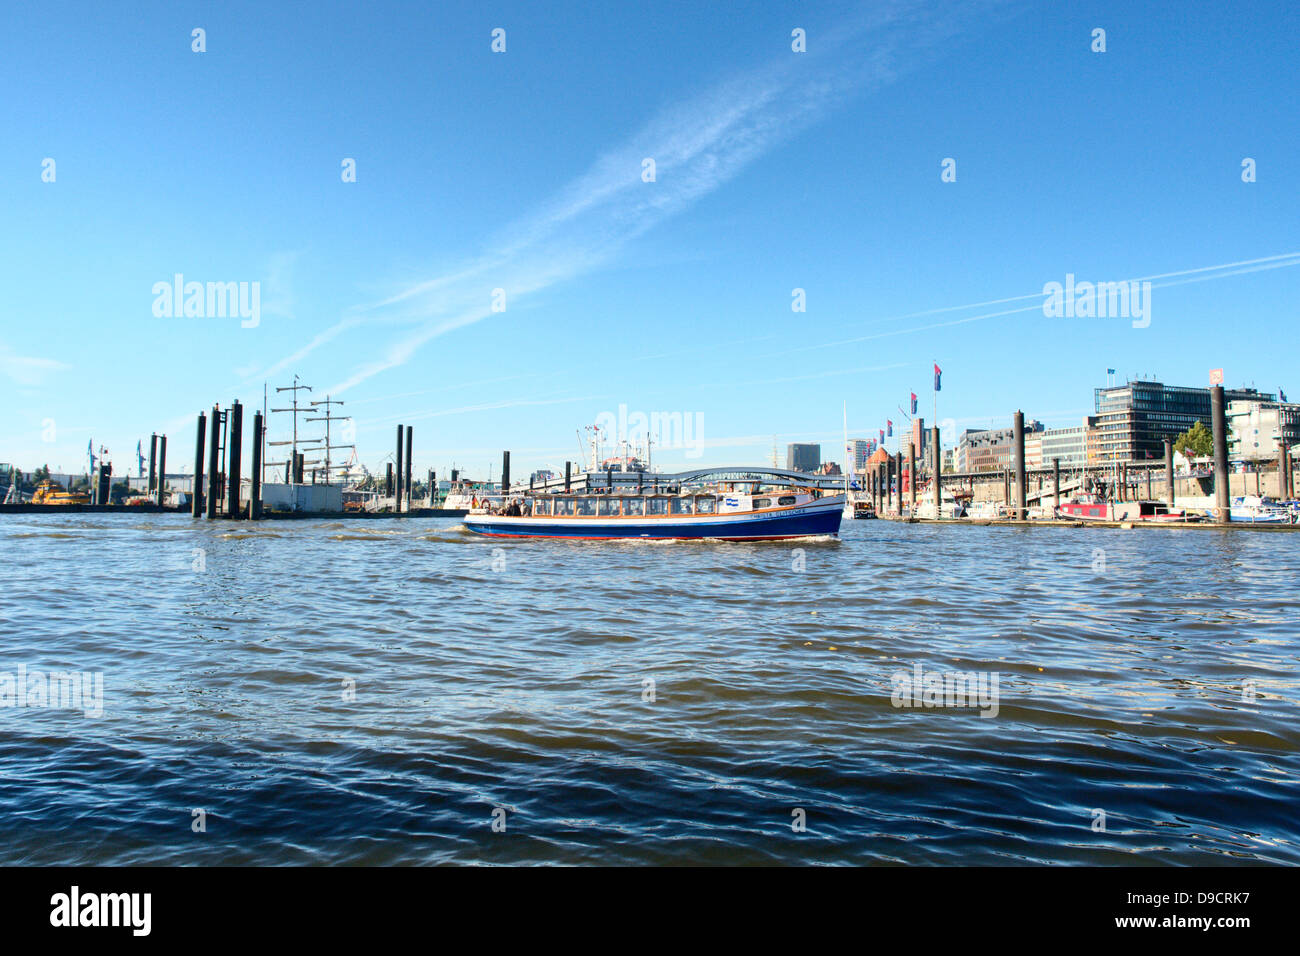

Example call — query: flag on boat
[910,392,917,415]
[934,364,942,391]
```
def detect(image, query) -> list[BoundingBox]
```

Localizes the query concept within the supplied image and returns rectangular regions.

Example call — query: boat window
[647,497,669,515]
[753,497,771,509]
[671,497,694,515]
[777,495,797,506]
[555,498,575,516]
[598,498,621,516]
[532,498,551,516]
[695,496,716,514]
[623,498,645,516]
[576,498,598,516]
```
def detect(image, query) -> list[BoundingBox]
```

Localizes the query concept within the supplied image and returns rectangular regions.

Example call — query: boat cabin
[507,490,817,518]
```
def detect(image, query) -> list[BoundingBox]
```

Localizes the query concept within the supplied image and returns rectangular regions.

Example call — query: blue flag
[934,364,942,392]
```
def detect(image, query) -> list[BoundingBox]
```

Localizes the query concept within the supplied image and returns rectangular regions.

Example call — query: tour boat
[1056,494,1200,523]
[463,489,845,540]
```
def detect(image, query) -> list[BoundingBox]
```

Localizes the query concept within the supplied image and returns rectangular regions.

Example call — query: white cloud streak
[254,2,966,395]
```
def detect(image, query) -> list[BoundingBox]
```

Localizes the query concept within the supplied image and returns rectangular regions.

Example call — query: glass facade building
[786,442,821,473]
[1093,381,1274,461]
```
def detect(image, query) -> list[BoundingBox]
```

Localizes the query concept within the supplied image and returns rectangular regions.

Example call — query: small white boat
[1230,495,1293,523]
[965,501,1009,520]
[443,480,502,512]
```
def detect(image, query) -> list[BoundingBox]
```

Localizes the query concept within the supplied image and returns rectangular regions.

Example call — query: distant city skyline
[3,1,1298,479]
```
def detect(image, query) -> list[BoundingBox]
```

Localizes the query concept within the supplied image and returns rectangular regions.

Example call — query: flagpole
[843,401,850,501]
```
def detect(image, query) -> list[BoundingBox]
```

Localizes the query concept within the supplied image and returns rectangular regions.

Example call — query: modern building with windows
[1093,380,1275,461]
[955,421,1043,473]
[846,439,871,473]
[1034,418,1095,468]
[910,418,929,460]
[1227,400,1300,460]
[786,442,821,473]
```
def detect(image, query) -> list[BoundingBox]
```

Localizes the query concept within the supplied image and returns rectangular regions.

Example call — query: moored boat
[464,489,845,540]
[31,480,91,506]
[1056,494,1201,523]
[1230,495,1293,523]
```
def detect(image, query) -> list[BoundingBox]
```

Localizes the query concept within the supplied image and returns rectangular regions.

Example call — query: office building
[787,443,821,473]
[1093,380,1274,461]
[1227,400,1300,460]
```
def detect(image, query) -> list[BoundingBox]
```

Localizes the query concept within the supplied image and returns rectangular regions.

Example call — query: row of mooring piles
[884,385,1247,524]
[191,400,264,519]
[392,424,415,512]
[995,385,1235,522]
[139,433,171,508]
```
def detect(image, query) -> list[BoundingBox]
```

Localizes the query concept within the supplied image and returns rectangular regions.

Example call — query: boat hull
[1057,501,1202,523]
[465,496,845,540]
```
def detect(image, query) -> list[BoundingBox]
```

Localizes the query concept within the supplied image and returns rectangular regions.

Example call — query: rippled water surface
[2,513,1298,865]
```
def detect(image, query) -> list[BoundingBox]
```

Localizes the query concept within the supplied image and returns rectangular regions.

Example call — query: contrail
[250,2,997,395]
[773,252,1300,356]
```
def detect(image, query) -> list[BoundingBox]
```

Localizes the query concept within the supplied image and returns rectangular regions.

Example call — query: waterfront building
[819,461,843,476]
[1036,418,1094,468]
[1025,434,1043,469]
[1227,400,1300,460]
[787,442,821,473]
[910,418,928,460]
[846,439,870,473]
[1093,380,1275,461]
[955,421,1043,473]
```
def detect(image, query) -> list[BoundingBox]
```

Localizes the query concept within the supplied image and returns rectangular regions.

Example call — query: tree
[1174,421,1214,458]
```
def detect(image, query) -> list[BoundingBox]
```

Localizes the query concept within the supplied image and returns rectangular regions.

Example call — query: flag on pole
[1107,368,1115,375]
[879,429,884,443]
[934,364,942,391]
[887,420,893,437]
[910,392,918,415]
[1282,388,1289,403]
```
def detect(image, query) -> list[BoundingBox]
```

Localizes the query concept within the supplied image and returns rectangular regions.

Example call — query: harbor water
[2,514,1297,865]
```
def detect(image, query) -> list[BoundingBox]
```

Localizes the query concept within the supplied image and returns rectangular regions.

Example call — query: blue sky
[3,0,1297,479]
